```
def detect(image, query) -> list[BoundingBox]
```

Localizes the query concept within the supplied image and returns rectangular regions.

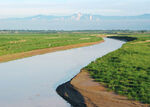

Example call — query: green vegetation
[85,33,150,104]
[0,33,102,56]
[1,30,150,34]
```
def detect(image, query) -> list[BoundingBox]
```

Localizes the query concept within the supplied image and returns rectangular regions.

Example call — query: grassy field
[0,33,102,56]
[84,33,150,104]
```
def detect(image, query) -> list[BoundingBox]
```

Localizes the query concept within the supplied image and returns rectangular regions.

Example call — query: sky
[0,0,150,18]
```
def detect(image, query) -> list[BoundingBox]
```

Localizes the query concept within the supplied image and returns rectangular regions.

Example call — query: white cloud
[0,0,150,18]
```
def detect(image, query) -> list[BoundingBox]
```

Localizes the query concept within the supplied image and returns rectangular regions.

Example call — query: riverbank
[57,70,147,107]
[57,35,150,107]
[0,40,104,63]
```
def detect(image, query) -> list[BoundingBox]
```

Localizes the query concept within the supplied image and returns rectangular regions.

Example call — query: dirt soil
[131,40,150,44]
[0,40,104,63]
[57,70,149,107]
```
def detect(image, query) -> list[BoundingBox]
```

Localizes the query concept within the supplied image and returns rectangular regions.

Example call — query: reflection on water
[0,38,125,107]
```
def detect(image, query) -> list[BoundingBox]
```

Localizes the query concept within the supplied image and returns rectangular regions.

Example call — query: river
[0,38,125,107]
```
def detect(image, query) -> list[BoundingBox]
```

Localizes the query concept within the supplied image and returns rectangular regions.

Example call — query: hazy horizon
[0,0,150,18]
[0,0,150,30]
[1,13,150,19]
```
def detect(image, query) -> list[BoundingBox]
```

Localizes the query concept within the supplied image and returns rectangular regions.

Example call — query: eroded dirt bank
[56,70,148,107]
[0,40,104,63]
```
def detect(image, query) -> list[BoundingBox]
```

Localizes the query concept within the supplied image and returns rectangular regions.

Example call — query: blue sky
[0,0,150,18]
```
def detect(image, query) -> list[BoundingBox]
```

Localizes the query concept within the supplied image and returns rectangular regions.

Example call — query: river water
[0,38,125,107]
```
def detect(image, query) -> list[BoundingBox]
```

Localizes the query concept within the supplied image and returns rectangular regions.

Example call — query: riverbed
[0,38,125,107]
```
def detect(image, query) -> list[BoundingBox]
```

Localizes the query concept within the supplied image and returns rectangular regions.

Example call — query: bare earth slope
[0,40,104,63]
[57,70,148,107]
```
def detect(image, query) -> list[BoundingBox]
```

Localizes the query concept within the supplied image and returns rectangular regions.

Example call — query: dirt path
[57,70,149,107]
[0,40,104,63]
[131,40,150,44]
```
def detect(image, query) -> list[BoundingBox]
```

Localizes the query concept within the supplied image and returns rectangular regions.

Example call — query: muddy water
[0,38,125,107]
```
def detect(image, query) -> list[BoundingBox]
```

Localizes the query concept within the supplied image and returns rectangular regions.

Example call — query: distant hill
[0,13,150,30]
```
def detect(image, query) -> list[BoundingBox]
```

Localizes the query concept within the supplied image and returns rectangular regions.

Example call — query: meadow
[0,33,102,56]
[85,33,150,104]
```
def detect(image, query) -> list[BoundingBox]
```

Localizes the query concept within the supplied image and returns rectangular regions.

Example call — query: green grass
[0,33,102,56]
[84,33,150,104]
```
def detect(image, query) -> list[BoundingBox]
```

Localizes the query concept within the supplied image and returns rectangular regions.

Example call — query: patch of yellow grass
[9,40,26,44]
[131,40,150,44]
[79,38,90,40]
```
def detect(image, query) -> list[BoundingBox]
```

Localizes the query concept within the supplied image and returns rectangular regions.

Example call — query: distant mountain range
[0,13,150,30]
